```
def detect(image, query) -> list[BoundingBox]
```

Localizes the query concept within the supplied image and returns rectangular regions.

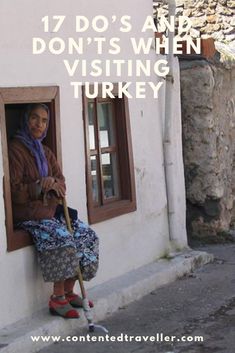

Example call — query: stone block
[184,9,192,17]
[212,31,225,41]
[192,10,206,17]
[218,0,227,4]
[231,18,235,26]
[190,28,201,38]
[223,27,235,34]
[207,14,217,23]
[217,5,233,15]
[206,8,216,15]
[192,16,207,28]
[200,24,213,34]
[176,0,185,7]
[226,33,235,41]
[209,2,217,9]
[176,8,184,16]
[187,2,199,9]
[201,23,221,34]
[227,0,235,8]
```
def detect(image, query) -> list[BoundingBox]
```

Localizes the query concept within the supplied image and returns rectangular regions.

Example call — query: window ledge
[89,199,136,224]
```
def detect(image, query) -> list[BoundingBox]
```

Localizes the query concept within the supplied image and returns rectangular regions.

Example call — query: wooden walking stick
[62,197,108,333]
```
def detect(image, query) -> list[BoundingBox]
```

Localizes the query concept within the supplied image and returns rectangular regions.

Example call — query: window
[83,86,136,224]
[0,86,61,251]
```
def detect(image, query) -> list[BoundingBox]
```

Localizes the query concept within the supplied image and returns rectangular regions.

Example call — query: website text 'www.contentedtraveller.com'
[31,333,204,344]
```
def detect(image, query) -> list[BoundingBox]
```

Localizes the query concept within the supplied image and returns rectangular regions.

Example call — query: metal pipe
[163,0,176,243]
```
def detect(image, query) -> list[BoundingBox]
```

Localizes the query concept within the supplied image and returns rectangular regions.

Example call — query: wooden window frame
[0,86,61,252]
[83,87,136,224]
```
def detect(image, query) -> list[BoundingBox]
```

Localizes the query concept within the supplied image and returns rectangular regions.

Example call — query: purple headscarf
[15,103,49,177]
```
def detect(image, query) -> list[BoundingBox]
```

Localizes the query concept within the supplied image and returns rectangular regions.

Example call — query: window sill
[88,199,137,224]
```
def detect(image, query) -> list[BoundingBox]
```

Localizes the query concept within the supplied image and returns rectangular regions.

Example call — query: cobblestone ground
[39,244,235,353]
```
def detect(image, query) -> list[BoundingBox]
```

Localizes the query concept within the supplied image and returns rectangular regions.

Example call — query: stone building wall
[153,0,235,239]
[180,59,235,239]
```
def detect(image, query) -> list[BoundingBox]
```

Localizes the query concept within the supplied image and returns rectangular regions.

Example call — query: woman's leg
[49,280,79,318]
[64,277,94,308]
[53,280,65,297]
[64,278,76,294]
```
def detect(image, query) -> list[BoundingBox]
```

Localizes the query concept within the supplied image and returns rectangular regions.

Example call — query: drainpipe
[163,0,176,243]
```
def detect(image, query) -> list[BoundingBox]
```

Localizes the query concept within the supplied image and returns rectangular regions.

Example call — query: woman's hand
[41,177,66,198]
[40,177,55,192]
[50,183,66,198]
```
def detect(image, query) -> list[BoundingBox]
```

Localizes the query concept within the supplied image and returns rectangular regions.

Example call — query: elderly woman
[8,103,99,319]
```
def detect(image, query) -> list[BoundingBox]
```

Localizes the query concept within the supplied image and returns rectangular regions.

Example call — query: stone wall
[153,0,235,58]
[180,59,235,239]
[153,0,235,239]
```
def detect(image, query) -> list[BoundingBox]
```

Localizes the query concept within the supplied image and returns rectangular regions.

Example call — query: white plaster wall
[0,0,186,328]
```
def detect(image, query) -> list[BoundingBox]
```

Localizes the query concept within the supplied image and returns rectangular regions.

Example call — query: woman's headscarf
[15,103,49,177]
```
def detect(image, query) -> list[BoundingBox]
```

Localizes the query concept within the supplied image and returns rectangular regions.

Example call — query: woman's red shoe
[49,296,79,318]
